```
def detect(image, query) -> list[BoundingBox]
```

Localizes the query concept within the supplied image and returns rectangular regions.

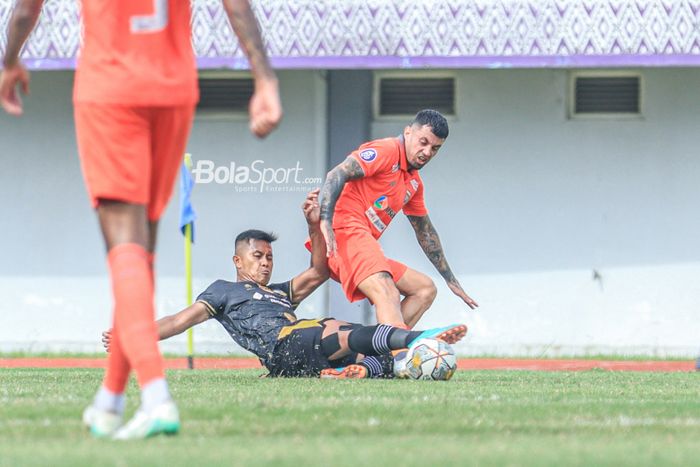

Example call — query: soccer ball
[393,338,457,381]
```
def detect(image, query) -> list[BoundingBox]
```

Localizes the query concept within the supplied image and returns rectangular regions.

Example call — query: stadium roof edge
[3,0,700,71]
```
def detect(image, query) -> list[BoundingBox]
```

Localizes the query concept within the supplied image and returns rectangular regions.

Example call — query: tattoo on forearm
[224,0,275,79]
[320,157,365,221]
[407,215,457,283]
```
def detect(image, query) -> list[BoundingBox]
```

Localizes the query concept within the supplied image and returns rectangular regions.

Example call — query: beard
[408,157,426,170]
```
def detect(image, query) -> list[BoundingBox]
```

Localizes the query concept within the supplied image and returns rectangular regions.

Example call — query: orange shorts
[328,227,408,303]
[74,103,195,221]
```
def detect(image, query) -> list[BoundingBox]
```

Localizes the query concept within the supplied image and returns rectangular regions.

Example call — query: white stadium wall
[1,68,699,356]
[0,70,330,355]
[374,68,700,357]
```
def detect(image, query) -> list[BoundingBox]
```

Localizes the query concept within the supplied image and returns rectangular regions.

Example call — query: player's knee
[419,280,438,305]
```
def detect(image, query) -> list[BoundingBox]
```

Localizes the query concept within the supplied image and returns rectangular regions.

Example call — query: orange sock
[108,243,165,388]
[103,324,131,393]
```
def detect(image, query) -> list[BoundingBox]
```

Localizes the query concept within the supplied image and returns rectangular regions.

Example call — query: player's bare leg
[147,220,158,254]
[356,272,405,327]
[96,201,149,250]
[395,268,437,329]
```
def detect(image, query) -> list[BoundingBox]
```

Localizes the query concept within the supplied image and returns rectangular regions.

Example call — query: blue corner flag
[179,156,196,243]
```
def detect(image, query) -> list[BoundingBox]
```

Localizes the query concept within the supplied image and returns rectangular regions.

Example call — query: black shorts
[266,319,357,377]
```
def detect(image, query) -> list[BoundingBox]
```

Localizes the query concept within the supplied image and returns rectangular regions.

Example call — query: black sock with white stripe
[347,324,422,356]
[358,355,396,378]
[359,356,384,377]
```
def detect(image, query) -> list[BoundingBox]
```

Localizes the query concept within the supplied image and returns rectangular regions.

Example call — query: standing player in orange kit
[1,0,282,439]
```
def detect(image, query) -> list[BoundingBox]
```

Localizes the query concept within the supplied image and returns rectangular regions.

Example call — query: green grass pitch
[1,368,699,466]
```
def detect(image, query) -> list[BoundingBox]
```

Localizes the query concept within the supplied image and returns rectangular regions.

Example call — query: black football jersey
[196,279,297,366]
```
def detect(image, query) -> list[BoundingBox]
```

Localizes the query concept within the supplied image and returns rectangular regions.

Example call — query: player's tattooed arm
[319,157,365,255]
[407,214,479,310]
[406,215,455,281]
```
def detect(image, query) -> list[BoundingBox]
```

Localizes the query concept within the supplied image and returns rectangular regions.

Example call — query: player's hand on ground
[0,64,30,116]
[320,219,337,257]
[102,329,113,352]
[248,77,282,138]
[448,281,479,309]
[302,188,321,225]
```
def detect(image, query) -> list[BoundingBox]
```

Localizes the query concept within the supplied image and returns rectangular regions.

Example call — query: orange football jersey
[74,0,199,105]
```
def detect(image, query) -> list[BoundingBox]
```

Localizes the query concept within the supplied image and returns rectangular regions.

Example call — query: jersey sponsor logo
[365,207,387,232]
[359,149,377,162]
[410,179,420,191]
[385,206,396,219]
[373,195,388,211]
[253,292,263,300]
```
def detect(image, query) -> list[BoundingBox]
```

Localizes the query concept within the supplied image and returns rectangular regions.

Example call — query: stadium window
[569,72,642,119]
[374,73,456,118]
[197,72,253,117]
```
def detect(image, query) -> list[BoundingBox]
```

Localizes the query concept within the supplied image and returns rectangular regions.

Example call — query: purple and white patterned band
[1,0,700,70]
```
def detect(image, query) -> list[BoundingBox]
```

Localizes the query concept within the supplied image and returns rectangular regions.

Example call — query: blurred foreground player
[316,110,478,329]
[103,191,467,379]
[1,0,282,439]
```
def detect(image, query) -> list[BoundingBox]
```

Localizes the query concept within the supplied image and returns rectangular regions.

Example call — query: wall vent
[197,77,253,113]
[573,76,640,115]
[378,77,455,116]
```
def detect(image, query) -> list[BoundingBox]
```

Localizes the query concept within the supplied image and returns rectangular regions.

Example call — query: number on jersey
[130,0,168,34]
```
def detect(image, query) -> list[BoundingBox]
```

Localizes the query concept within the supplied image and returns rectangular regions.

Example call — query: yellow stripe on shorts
[277,319,323,340]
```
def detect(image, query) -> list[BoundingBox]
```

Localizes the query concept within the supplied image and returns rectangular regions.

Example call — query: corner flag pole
[184,153,195,370]
[185,222,194,369]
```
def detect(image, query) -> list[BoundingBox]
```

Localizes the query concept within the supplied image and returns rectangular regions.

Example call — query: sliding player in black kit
[103,190,466,378]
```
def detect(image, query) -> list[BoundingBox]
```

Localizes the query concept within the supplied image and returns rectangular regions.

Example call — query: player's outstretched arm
[221,0,282,138]
[319,157,366,256]
[406,214,479,310]
[0,0,43,115]
[291,189,329,302]
[156,302,212,340]
[101,302,211,352]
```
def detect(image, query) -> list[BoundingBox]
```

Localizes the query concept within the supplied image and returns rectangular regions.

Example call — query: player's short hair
[412,109,449,139]
[235,229,278,251]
